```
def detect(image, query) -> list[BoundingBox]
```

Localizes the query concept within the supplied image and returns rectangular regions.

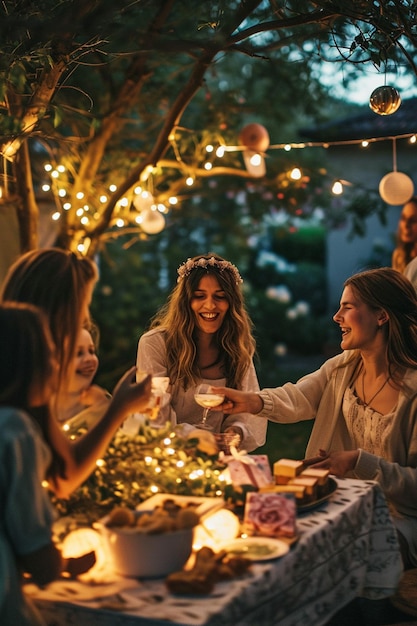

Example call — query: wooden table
[27,477,403,626]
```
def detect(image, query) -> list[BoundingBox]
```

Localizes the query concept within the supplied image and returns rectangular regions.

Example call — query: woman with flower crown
[136,253,266,452]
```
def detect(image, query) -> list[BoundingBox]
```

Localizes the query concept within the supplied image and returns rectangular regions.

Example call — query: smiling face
[68,327,99,393]
[333,285,386,351]
[190,274,230,335]
[399,200,417,245]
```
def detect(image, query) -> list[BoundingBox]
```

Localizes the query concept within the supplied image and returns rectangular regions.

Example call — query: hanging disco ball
[369,86,401,115]
[379,171,414,205]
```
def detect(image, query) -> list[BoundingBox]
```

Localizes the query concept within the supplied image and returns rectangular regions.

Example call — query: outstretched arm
[48,368,152,498]
[215,386,264,415]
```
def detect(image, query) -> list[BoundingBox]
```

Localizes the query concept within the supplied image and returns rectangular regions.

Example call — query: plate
[135,493,225,519]
[219,537,289,561]
[297,476,338,513]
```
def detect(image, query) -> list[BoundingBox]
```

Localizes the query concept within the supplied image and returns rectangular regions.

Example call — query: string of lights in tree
[38,84,415,251]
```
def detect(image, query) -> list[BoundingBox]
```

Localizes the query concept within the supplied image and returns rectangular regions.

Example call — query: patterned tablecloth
[26,477,403,626]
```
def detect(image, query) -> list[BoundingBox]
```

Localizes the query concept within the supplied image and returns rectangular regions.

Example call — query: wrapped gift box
[225,454,273,489]
[243,491,297,538]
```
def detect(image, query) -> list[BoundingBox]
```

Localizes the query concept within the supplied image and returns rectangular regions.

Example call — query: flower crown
[177,256,243,284]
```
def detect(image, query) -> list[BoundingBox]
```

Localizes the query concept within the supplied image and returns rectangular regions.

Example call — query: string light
[39,127,417,243]
[332,180,344,195]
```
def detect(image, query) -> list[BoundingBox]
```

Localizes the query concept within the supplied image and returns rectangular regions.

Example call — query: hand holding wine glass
[194,383,225,430]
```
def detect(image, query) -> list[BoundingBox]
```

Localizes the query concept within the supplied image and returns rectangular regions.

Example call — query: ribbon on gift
[219,446,255,464]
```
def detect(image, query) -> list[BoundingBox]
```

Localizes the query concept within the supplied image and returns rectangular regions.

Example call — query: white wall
[324,141,417,310]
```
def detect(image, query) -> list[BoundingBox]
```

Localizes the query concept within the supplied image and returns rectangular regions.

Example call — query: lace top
[343,386,396,456]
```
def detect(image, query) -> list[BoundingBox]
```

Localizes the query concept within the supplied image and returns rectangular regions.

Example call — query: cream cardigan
[259,350,417,518]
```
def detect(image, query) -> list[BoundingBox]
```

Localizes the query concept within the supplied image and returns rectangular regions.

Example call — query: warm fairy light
[76,208,84,217]
[135,215,142,224]
[410,135,417,144]
[168,196,178,205]
[206,144,214,152]
[332,180,344,195]
[51,170,59,178]
[204,162,212,170]
[361,141,369,147]
[76,191,84,199]
[58,189,66,197]
[284,144,291,151]
[99,195,107,203]
[63,202,71,210]
[42,184,50,191]
[176,460,185,468]
[109,184,117,192]
[80,216,89,225]
[144,456,152,464]
[150,485,159,493]
[57,165,65,173]
[158,203,168,213]
[249,153,262,166]
[77,243,86,253]
[41,480,49,488]
[186,177,194,186]
[120,197,129,207]
[163,437,171,445]
[215,146,225,158]
[116,218,125,227]
[52,211,61,221]
[134,185,142,194]
[140,165,154,182]
[96,458,105,467]
[154,466,162,473]
[44,164,53,172]
[290,167,302,180]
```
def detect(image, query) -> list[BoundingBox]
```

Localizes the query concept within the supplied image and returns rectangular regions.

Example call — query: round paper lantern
[61,527,108,580]
[379,171,414,205]
[140,208,165,234]
[369,86,401,115]
[193,509,240,550]
[239,123,270,152]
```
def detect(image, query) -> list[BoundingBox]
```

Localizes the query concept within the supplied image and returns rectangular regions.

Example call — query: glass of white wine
[194,383,225,430]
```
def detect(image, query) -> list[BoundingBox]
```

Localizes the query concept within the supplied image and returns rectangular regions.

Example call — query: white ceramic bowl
[94,512,194,578]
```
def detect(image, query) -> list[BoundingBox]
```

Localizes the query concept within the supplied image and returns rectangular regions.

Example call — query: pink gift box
[225,454,273,488]
[244,491,297,538]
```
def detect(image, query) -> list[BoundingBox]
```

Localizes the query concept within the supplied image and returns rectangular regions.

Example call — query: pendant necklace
[361,372,391,408]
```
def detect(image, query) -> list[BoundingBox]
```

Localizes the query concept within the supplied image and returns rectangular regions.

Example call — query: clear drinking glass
[193,383,225,430]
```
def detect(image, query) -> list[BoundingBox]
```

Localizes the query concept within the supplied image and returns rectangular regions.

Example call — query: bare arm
[49,368,152,498]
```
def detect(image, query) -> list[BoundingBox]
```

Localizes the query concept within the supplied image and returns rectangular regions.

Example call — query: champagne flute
[194,383,225,430]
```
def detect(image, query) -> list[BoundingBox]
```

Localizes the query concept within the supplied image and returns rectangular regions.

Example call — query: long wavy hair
[392,197,417,273]
[343,267,417,385]
[0,302,65,479]
[0,248,98,393]
[149,254,256,389]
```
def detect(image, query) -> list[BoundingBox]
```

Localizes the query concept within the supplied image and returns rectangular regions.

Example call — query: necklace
[361,372,391,408]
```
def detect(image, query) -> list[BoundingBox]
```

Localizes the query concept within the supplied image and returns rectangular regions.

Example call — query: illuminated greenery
[53,421,228,522]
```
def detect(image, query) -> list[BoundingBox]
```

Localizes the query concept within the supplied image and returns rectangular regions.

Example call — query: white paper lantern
[243,150,266,177]
[140,208,166,234]
[379,171,414,205]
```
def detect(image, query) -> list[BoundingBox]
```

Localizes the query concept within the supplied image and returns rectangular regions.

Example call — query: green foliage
[53,421,227,523]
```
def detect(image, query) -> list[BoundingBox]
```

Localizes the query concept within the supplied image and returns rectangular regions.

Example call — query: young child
[56,325,111,430]
[0,302,95,626]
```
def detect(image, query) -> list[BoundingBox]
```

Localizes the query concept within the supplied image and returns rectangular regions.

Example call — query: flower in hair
[177,257,243,284]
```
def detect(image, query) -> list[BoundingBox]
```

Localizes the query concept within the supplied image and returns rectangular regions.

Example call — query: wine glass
[194,383,225,430]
